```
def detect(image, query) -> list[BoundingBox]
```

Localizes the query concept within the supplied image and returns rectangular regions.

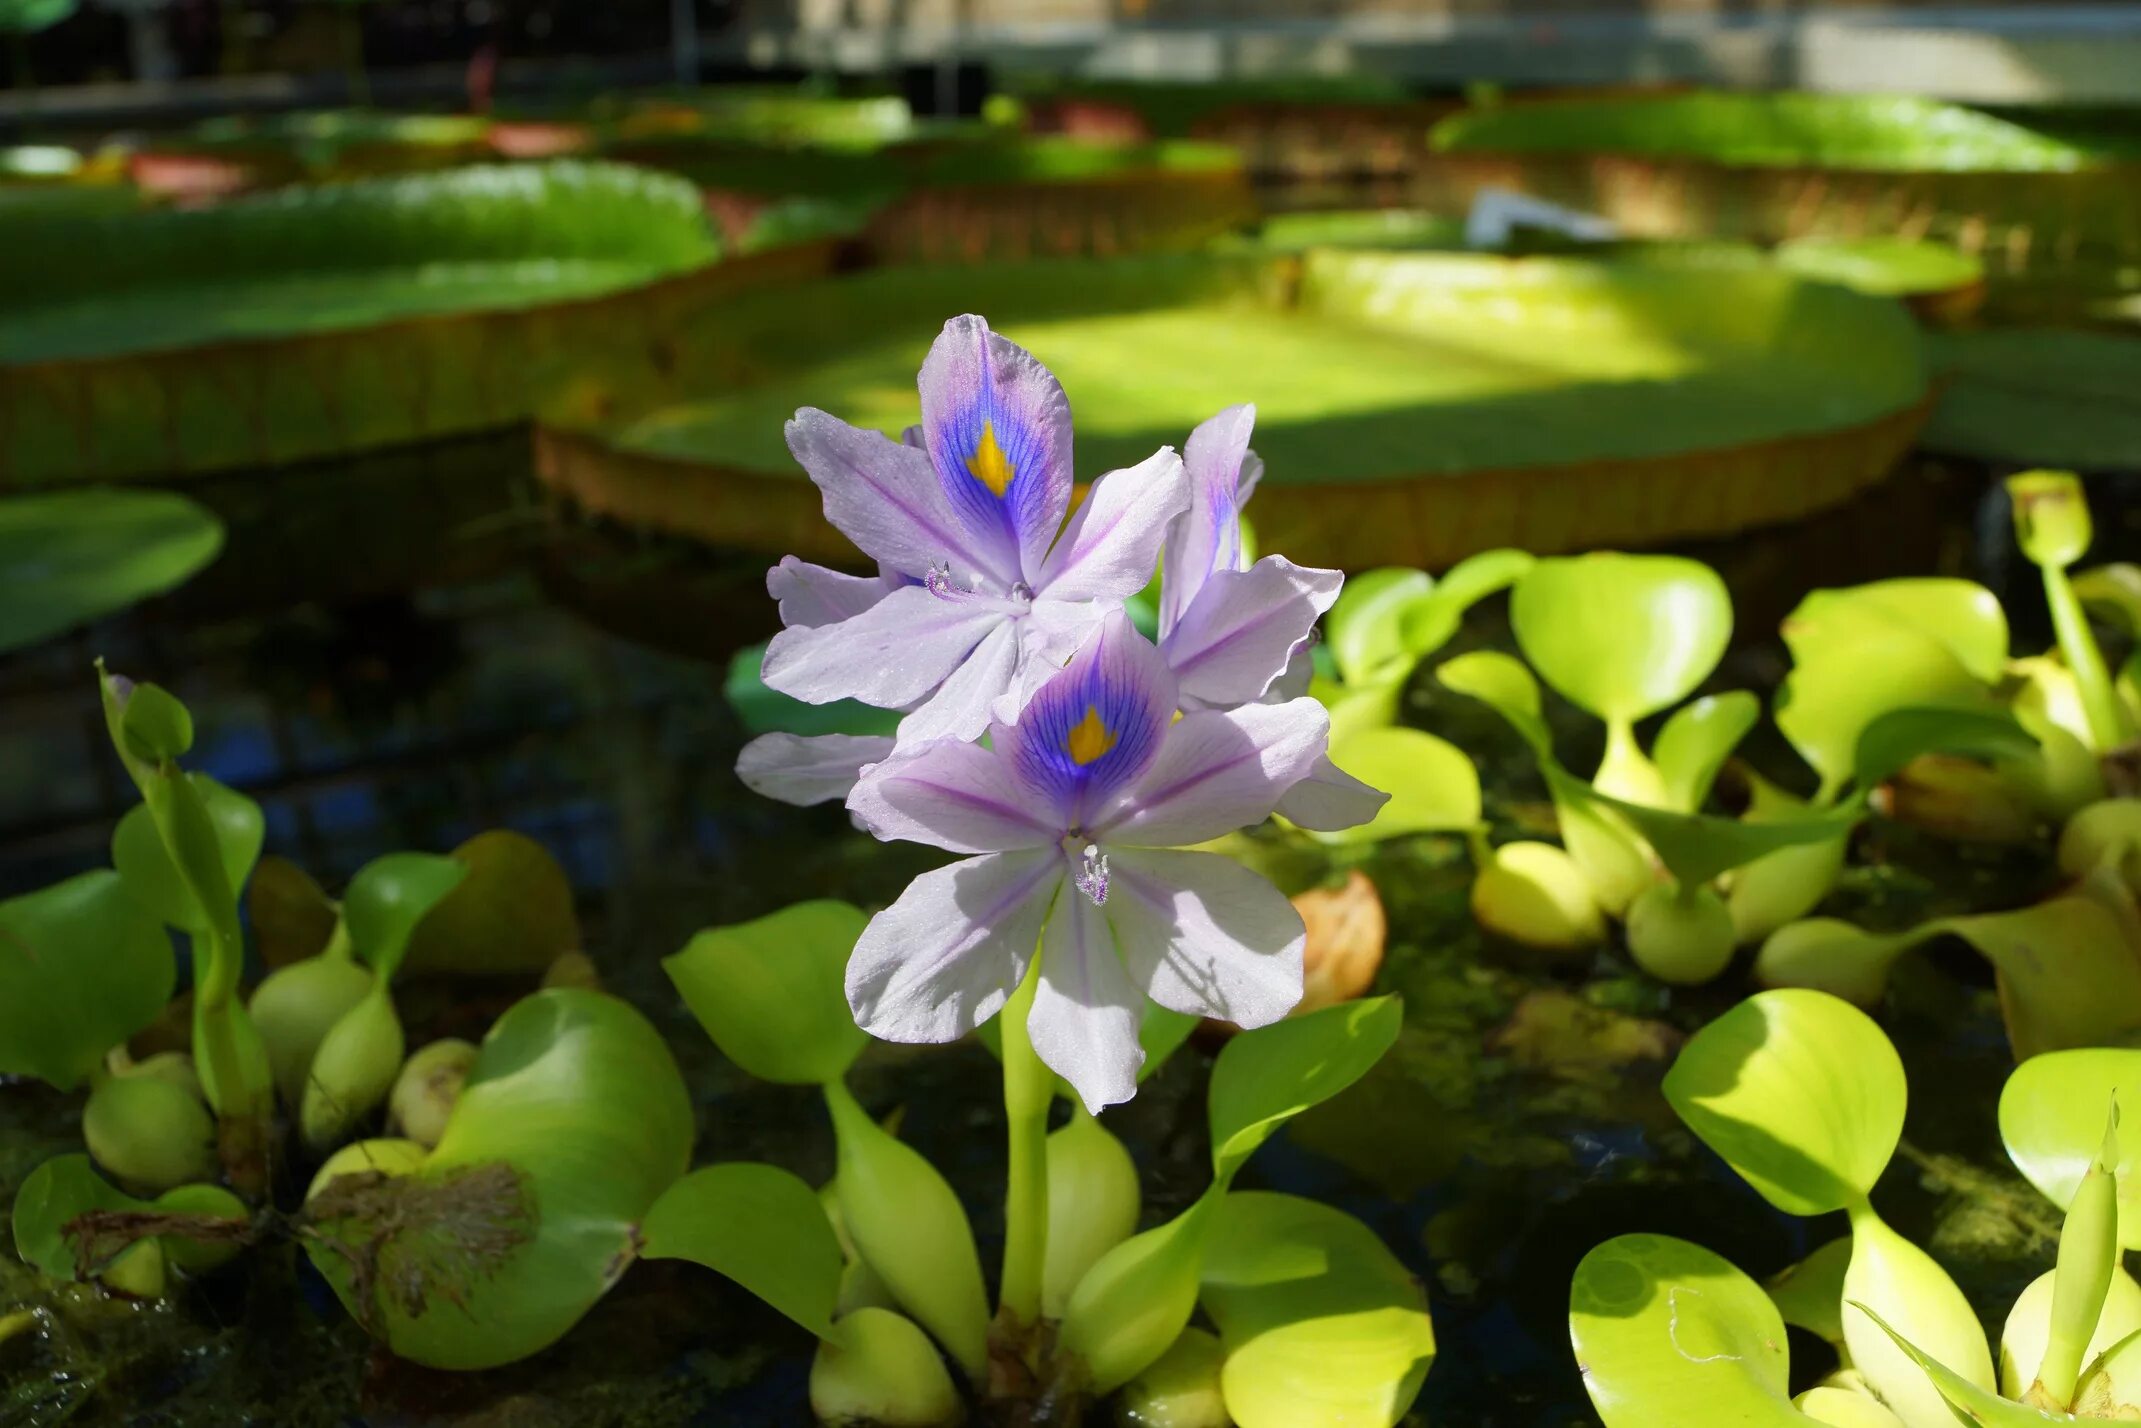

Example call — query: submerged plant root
[61,1208,257,1279]
[301,1162,534,1331]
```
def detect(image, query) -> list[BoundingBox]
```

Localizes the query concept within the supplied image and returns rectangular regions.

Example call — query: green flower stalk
[2010,471,2132,754]
[97,665,273,1197]
[995,960,1052,1341]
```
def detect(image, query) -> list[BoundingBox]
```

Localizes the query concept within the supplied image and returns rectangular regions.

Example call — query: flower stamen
[1074,844,1110,906]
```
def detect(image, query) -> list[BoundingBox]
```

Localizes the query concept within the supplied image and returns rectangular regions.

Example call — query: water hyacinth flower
[845,611,1384,1111]
[738,315,1190,804]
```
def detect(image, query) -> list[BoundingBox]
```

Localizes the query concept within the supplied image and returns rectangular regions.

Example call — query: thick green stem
[997,958,1051,1332]
[2046,565,2130,754]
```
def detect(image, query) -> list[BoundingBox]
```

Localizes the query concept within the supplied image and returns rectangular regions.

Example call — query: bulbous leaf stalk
[1041,1104,1140,1320]
[810,1308,964,1427]
[1055,1185,1224,1396]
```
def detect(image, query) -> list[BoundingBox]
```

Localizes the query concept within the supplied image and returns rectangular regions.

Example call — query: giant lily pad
[1923,329,2141,471]
[303,988,694,1369]
[1426,92,2141,308]
[535,248,1927,569]
[0,161,836,486]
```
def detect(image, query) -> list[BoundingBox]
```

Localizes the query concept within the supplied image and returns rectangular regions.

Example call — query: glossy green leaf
[1199,1192,1434,1428]
[809,1306,963,1427]
[0,871,175,1091]
[343,852,468,983]
[1752,918,1924,1007]
[1814,579,2010,684]
[2076,1323,2141,1417]
[666,901,869,1086]
[1058,1186,1225,1396]
[1208,996,1403,1181]
[1565,773,1855,891]
[1653,692,1760,812]
[1774,237,1983,299]
[2001,1050,2141,1250]
[2001,1268,2141,1404]
[1946,897,2141,1059]
[110,774,264,935]
[1664,989,1904,1216]
[640,1162,842,1340]
[1327,568,1434,687]
[1316,728,1481,844]
[1850,705,2039,793]
[1854,1305,2054,1428]
[1568,1234,1808,1428]
[1768,1237,1852,1346]
[0,490,224,654]
[2074,564,2141,638]
[1435,650,1551,756]
[11,1153,245,1287]
[401,830,582,978]
[1793,1384,1905,1428]
[303,988,695,1369]
[1510,553,1732,725]
[1042,1107,1141,1320]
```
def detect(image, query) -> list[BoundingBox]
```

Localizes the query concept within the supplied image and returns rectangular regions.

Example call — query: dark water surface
[0,446,2128,1426]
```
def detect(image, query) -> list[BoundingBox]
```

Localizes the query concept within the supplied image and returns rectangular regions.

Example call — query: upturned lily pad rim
[534,247,1931,570]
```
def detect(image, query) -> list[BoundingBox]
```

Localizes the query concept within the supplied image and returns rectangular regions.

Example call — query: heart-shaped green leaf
[1653,692,1760,812]
[1208,996,1402,1182]
[0,871,175,1090]
[1569,1234,1808,1427]
[666,900,869,1086]
[303,988,694,1369]
[1850,706,2039,795]
[343,852,468,983]
[1316,728,1480,844]
[401,830,582,978]
[1435,650,1551,757]
[1327,568,1434,687]
[0,489,224,656]
[1768,1237,1852,1346]
[2001,1050,2141,1250]
[110,775,264,935]
[1664,989,1904,1216]
[1199,1192,1434,1428]
[1510,553,1732,725]
[641,1162,843,1340]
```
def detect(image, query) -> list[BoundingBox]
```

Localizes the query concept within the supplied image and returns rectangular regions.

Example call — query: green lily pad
[1199,1192,1434,1428]
[0,161,750,485]
[1924,329,2141,471]
[1774,238,1984,299]
[303,988,694,1369]
[0,489,223,653]
[534,247,1926,570]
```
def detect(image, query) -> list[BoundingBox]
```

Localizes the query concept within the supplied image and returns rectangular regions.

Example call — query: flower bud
[388,1038,478,1148]
[300,993,406,1152]
[2009,471,2093,570]
[1873,754,2041,845]
[809,1308,963,1427]
[153,1182,250,1275]
[1624,882,1735,986]
[1057,1189,1221,1395]
[1471,841,1606,952]
[823,1082,989,1381]
[305,1136,429,1203]
[1119,1327,1229,1428]
[249,954,374,1107]
[82,1069,217,1194]
[1041,1108,1140,1319]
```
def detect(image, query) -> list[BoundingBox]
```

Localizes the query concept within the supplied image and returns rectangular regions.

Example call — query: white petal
[1106,848,1304,1029]
[785,407,1016,587]
[762,584,1004,710]
[767,557,900,629]
[736,732,894,806]
[1031,888,1145,1113]
[897,620,1021,745]
[990,599,1108,725]
[1161,556,1342,710]
[847,851,1062,1043]
[847,738,1058,854]
[1036,449,1190,604]
[1275,753,1391,832]
[1097,700,1332,847]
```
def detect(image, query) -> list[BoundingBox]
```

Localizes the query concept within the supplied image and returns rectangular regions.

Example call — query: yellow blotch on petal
[965,420,1016,498]
[1065,706,1118,766]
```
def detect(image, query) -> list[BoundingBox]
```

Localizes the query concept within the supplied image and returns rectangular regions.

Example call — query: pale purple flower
[844,612,1378,1111]
[737,315,1189,807]
[1155,405,1386,833]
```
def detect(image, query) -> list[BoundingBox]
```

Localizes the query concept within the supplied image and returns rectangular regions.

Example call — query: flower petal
[1162,556,1342,710]
[897,619,1021,745]
[918,315,1073,585]
[762,583,1004,710]
[848,851,1062,1044]
[1159,404,1256,635]
[998,610,1177,827]
[1106,848,1304,1029]
[848,737,1058,853]
[736,732,894,806]
[1036,448,1190,605]
[990,598,1108,726]
[786,406,1014,587]
[1031,887,1145,1112]
[767,556,903,629]
[1096,699,1331,846]
[1275,753,1391,832]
